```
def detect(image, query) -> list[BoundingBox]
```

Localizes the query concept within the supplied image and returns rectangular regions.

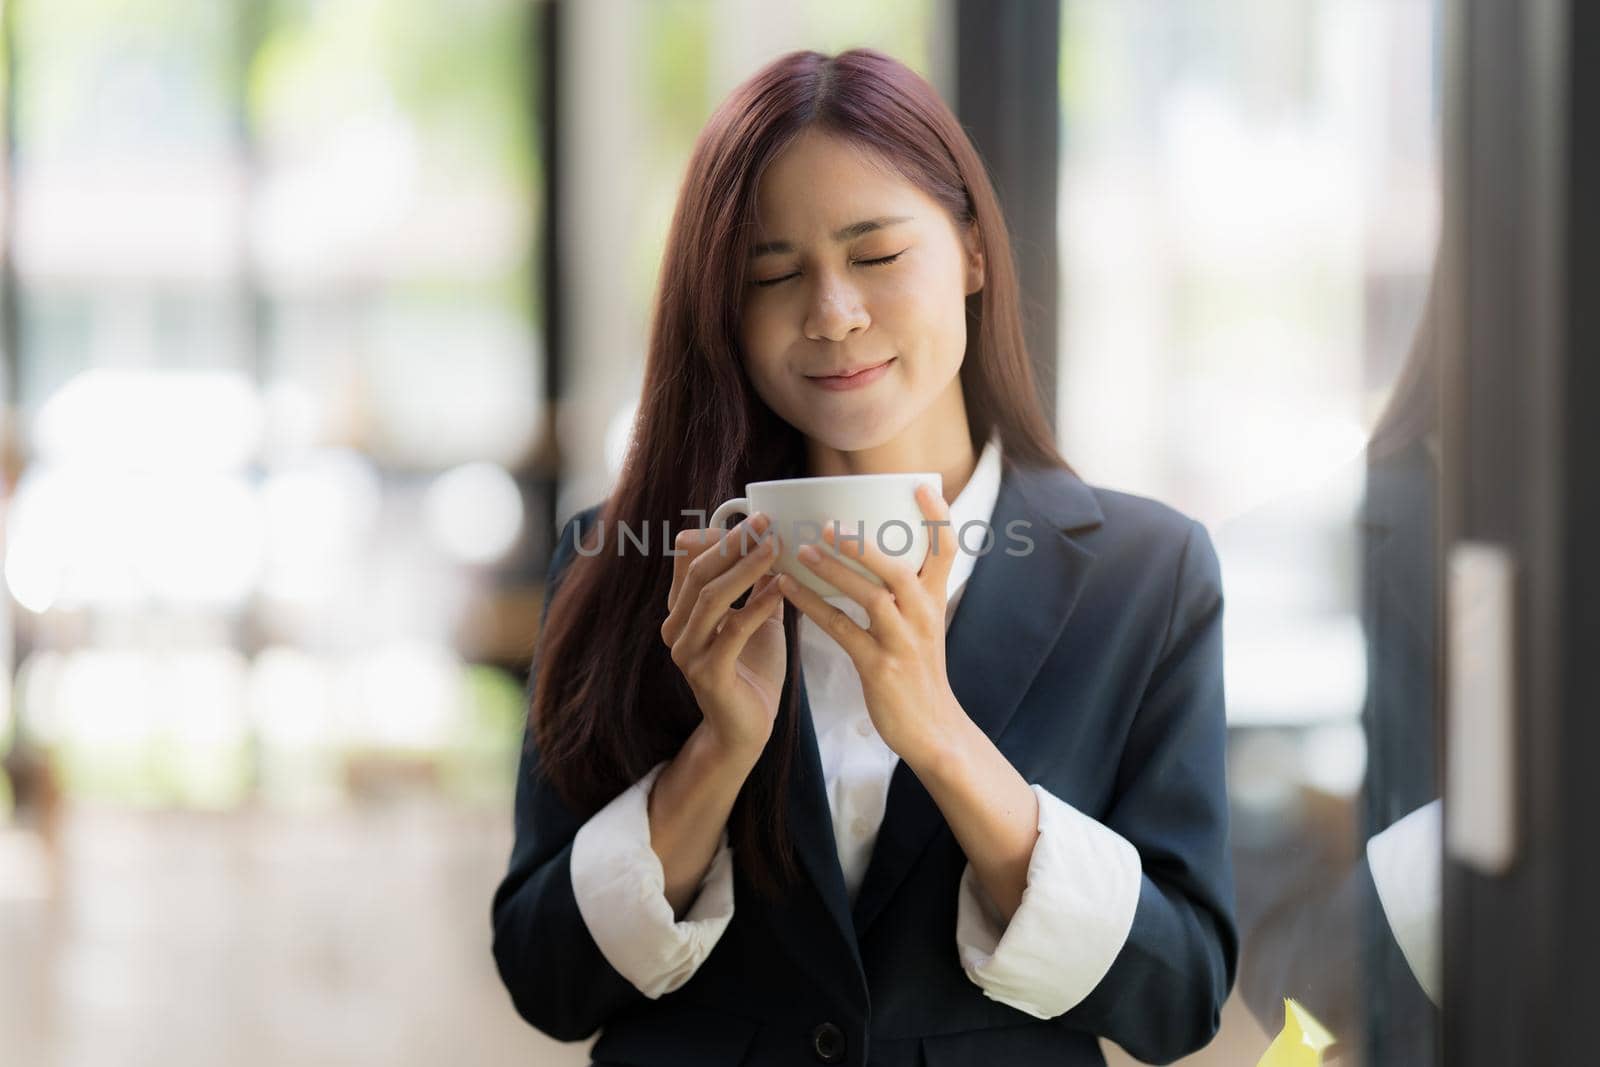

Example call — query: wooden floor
[0,806,1272,1066]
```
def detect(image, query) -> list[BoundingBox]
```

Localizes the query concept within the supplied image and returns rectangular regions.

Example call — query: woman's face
[737,129,984,452]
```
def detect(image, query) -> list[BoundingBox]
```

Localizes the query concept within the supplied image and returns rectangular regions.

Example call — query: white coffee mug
[708,471,942,599]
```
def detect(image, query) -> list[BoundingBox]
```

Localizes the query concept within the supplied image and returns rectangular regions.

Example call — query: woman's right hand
[660,513,787,761]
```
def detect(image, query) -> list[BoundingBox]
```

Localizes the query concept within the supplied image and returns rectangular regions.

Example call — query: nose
[803,272,870,342]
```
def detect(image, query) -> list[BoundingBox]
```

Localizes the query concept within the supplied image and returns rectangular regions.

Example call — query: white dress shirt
[568,431,1143,1018]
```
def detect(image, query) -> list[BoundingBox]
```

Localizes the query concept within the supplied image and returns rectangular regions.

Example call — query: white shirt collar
[942,428,1005,609]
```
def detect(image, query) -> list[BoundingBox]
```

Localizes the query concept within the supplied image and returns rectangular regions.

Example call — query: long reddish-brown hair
[531,47,1067,900]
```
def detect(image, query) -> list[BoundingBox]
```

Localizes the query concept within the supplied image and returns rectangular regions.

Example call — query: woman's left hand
[777,483,970,769]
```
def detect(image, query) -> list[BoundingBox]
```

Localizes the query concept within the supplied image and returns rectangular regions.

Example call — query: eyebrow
[750,215,914,258]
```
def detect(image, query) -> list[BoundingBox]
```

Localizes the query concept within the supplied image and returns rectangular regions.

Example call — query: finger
[793,540,905,641]
[678,534,779,654]
[820,518,921,604]
[684,539,778,653]
[912,482,958,598]
[746,571,782,610]
[776,571,875,663]
[668,527,753,644]
[715,570,778,632]
[663,514,768,642]
[667,526,712,614]
[705,573,785,672]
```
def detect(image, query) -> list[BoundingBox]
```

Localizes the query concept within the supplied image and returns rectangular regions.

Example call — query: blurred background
[0,0,1455,1064]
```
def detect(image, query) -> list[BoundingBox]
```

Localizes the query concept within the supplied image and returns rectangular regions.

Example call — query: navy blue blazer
[492,458,1239,1066]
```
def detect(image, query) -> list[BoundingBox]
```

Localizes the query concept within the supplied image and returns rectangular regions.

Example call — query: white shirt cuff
[955,783,1143,1019]
[1366,797,1442,1006]
[569,759,736,998]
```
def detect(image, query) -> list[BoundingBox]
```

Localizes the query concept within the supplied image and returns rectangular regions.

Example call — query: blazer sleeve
[1052,518,1241,1064]
[953,782,1142,1018]
[490,508,651,1041]
[568,759,737,997]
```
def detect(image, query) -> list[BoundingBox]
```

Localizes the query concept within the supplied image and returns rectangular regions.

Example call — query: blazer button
[811,1021,846,1063]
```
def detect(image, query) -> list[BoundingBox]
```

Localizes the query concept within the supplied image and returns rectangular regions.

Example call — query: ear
[962,221,986,295]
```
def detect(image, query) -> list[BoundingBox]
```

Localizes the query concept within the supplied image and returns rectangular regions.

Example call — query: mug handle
[708,497,751,531]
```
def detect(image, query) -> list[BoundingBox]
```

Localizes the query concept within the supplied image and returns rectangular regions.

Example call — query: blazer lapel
[849,459,1105,939]
[775,661,868,990]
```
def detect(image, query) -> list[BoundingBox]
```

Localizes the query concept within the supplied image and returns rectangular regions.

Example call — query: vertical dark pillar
[952,0,1061,429]
[531,0,564,563]
[1443,0,1599,1062]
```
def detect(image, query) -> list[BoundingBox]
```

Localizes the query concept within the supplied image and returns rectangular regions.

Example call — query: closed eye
[751,250,906,288]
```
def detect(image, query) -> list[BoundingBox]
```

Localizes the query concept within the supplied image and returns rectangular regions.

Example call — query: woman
[492,48,1237,1066]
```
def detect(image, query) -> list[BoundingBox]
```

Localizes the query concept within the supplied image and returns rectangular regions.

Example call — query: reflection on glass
[1058,2,1441,1063]
[1235,260,1445,1066]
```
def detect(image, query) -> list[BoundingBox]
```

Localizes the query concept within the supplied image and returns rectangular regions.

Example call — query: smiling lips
[806,357,896,391]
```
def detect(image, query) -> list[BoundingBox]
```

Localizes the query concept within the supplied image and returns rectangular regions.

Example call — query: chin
[797,409,909,453]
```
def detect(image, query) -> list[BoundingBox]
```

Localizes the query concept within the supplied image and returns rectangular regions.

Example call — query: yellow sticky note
[1254,997,1337,1067]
